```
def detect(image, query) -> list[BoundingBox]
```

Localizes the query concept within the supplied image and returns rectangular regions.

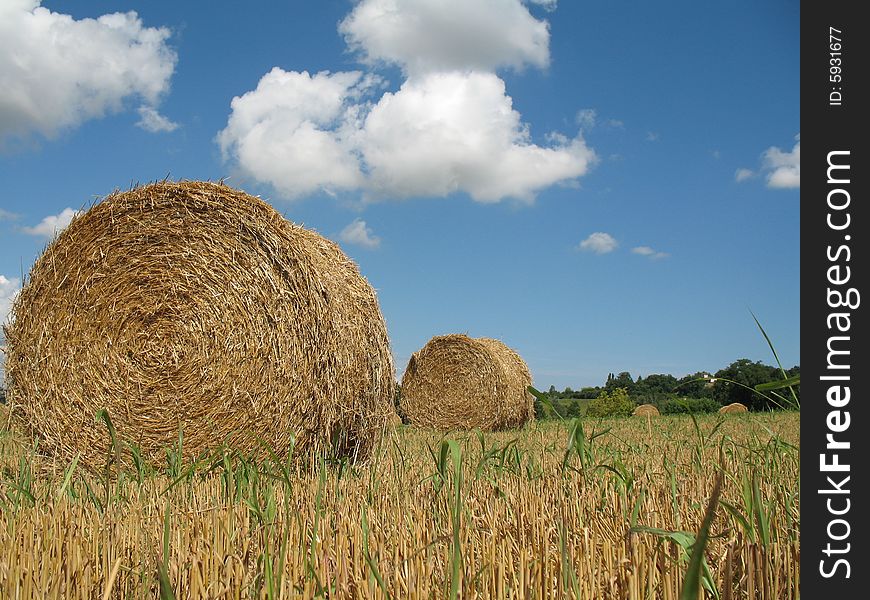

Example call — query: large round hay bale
[632,404,660,417]
[4,181,394,467]
[398,334,533,430]
[719,402,749,414]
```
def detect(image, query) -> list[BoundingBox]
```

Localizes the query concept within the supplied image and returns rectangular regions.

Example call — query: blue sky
[0,0,799,389]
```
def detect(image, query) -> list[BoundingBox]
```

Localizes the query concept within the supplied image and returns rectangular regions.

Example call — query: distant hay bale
[632,404,660,417]
[719,402,749,414]
[398,334,533,431]
[4,181,394,468]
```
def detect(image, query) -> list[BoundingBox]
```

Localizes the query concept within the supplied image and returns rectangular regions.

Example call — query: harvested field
[0,408,800,599]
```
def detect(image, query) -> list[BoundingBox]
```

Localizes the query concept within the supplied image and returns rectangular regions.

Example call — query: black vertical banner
[802,2,868,597]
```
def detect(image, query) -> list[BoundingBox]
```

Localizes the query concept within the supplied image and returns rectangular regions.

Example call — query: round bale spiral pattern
[4,181,394,467]
[399,334,534,431]
[632,404,660,417]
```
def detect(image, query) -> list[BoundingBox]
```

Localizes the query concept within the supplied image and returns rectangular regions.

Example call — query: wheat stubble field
[0,407,799,599]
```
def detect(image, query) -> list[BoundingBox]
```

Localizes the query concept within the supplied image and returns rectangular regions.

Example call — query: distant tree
[643,374,679,394]
[576,386,601,399]
[548,385,557,395]
[675,372,715,399]
[563,386,574,396]
[565,401,583,418]
[712,359,781,410]
[533,395,547,419]
[587,388,634,418]
[605,371,634,393]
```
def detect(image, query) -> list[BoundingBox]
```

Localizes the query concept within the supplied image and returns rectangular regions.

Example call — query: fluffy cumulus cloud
[0,275,15,377]
[737,134,800,189]
[217,69,372,198]
[1,275,19,329]
[762,135,800,189]
[0,0,176,142]
[361,72,593,201]
[339,0,550,75]
[339,219,382,249]
[579,232,618,254]
[21,207,80,238]
[631,246,669,259]
[219,0,595,203]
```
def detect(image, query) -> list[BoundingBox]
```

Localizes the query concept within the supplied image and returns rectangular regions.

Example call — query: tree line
[537,358,800,418]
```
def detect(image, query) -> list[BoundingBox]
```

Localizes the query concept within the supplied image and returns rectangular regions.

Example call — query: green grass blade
[679,472,723,600]
[754,374,801,392]
[56,452,81,499]
[158,501,176,600]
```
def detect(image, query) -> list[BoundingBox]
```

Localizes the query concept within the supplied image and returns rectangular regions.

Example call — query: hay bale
[719,402,749,414]
[4,181,394,467]
[398,334,533,430]
[632,404,660,417]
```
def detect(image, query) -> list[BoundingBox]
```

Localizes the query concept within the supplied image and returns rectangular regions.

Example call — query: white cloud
[645,131,659,142]
[0,208,19,221]
[527,0,558,10]
[631,246,669,259]
[575,109,623,132]
[762,136,800,189]
[579,232,618,254]
[735,168,754,182]
[739,134,800,189]
[361,72,594,202]
[0,0,176,142]
[219,70,595,203]
[136,106,178,133]
[576,108,597,130]
[217,69,371,199]
[339,219,382,248]
[219,0,595,203]
[339,0,550,76]
[1,275,20,330]
[21,207,80,238]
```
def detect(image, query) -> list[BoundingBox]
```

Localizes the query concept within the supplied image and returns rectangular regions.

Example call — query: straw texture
[632,404,660,417]
[719,402,749,414]
[399,334,533,431]
[4,181,394,467]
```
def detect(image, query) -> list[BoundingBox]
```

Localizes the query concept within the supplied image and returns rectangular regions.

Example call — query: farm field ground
[0,407,799,599]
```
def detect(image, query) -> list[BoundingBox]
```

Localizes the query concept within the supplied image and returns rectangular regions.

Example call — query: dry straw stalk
[399,334,533,431]
[4,181,394,468]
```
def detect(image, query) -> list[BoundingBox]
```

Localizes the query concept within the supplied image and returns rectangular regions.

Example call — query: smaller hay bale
[399,334,533,431]
[632,404,660,417]
[719,402,749,414]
